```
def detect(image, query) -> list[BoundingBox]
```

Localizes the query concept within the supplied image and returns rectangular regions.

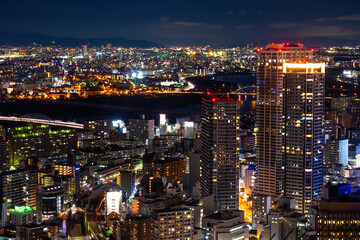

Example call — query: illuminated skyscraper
[254,43,313,223]
[200,95,241,211]
[283,62,325,213]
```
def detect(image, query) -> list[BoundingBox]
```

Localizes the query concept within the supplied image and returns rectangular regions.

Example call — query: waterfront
[1,73,257,123]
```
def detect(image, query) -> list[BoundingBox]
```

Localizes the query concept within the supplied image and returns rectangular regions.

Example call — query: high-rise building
[254,43,314,223]
[159,114,167,135]
[256,43,313,197]
[0,169,37,226]
[324,139,349,167]
[128,118,155,145]
[200,95,241,211]
[0,169,37,209]
[184,121,195,139]
[182,152,200,197]
[119,171,135,198]
[282,62,325,213]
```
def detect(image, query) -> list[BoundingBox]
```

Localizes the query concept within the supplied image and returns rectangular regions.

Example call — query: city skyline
[0,21,359,238]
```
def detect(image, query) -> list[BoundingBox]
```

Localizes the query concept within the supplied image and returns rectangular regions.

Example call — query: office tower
[324,139,349,167]
[200,95,241,211]
[128,118,155,145]
[150,208,194,240]
[282,62,325,213]
[254,43,313,223]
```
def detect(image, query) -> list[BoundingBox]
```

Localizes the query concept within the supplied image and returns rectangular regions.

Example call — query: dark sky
[1,0,359,45]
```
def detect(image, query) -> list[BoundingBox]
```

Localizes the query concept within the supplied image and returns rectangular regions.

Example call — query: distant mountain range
[0,31,162,48]
[0,31,357,48]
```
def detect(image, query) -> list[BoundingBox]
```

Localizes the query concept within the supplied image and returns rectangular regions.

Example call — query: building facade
[128,119,155,145]
[254,43,315,223]
[200,96,241,211]
[150,208,194,240]
[282,62,325,213]
[255,43,313,197]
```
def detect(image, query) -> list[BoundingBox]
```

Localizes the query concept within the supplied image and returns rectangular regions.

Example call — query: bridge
[0,115,84,129]
[231,85,257,95]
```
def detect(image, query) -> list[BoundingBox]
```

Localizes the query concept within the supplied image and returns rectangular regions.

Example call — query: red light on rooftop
[287,42,290,45]
[278,49,282,52]
[310,48,314,52]
[237,98,242,102]
[282,42,285,45]
[206,91,210,95]
[212,98,216,102]
[256,48,261,52]
[297,42,300,45]
[271,42,274,44]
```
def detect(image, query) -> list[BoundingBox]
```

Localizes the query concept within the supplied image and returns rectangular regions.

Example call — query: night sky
[1,0,359,45]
